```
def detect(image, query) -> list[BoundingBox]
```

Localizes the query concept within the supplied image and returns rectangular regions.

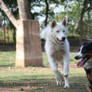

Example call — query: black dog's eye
[63,30,65,32]
[82,47,87,54]
[56,30,60,33]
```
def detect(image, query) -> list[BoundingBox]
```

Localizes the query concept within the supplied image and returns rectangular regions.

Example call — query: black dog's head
[75,40,92,67]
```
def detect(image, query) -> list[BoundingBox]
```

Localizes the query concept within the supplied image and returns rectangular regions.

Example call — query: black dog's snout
[62,37,66,41]
[75,56,80,60]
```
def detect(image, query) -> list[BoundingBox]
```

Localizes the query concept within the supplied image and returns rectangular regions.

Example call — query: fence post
[16,20,43,67]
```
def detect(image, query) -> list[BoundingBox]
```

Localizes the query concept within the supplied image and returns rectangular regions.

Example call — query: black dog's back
[83,40,92,92]
[75,39,92,92]
[84,68,92,92]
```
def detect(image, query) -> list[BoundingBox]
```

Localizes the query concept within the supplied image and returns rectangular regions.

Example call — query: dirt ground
[0,64,89,92]
[0,85,88,92]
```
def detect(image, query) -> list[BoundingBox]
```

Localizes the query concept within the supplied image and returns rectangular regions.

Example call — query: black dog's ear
[82,42,92,53]
[51,20,57,28]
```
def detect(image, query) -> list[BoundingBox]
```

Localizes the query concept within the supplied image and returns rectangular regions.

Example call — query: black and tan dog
[75,39,92,92]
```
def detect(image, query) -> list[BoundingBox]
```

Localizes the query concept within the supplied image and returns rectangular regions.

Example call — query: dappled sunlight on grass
[0,51,88,92]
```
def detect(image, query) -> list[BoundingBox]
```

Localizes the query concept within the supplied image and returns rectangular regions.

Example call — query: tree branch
[0,0,18,29]
[44,0,49,26]
[74,0,88,31]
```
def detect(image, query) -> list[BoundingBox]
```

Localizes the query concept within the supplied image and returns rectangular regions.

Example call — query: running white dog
[40,19,70,88]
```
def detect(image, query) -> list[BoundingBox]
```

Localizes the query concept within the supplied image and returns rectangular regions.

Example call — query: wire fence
[0,28,16,51]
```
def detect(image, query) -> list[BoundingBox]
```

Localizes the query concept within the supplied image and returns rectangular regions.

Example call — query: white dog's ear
[51,20,56,28]
[62,19,67,26]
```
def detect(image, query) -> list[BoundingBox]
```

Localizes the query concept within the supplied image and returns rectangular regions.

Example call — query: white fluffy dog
[40,19,70,88]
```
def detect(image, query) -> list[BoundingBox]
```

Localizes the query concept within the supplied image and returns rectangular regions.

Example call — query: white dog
[40,19,70,88]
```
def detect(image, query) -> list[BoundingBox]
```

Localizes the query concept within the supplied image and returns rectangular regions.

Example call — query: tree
[44,0,49,26]
[54,0,92,38]
[74,0,88,31]
[0,0,43,67]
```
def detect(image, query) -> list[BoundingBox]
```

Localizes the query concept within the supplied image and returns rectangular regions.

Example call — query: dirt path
[0,84,88,92]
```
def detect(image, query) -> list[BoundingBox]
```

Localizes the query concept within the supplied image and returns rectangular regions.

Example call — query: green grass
[0,51,77,66]
[0,51,80,82]
[0,33,4,38]
[70,52,78,63]
[0,30,14,43]
[0,51,15,67]
[0,51,84,84]
[0,51,88,92]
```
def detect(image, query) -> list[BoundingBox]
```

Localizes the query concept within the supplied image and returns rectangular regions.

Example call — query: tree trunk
[17,0,32,20]
[74,0,87,32]
[16,20,43,67]
[13,29,16,45]
[74,0,88,44]
[0,0,43,67]
[87,11,91,38]
[44,0,49,26]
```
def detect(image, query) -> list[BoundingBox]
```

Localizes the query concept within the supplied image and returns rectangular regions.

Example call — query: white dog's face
[51,20,68,44]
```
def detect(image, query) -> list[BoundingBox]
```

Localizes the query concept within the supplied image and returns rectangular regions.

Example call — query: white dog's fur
[40,20,70,88]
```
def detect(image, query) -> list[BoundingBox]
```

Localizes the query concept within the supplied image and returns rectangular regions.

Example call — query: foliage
[0,0,92,38]
[68,33,80,38]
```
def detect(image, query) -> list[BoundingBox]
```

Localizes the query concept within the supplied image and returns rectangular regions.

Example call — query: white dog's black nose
[62,37,66,41]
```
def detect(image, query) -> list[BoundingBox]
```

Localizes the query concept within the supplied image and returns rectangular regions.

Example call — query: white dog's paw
[64,84,70,88]
[56,73,64,86]
[56,80,62,86]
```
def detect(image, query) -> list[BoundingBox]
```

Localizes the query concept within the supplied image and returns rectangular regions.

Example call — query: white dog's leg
[63,54,70,88]
[48,57,63,86]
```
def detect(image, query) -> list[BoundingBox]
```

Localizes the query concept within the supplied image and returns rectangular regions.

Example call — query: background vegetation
[0,0,92,44]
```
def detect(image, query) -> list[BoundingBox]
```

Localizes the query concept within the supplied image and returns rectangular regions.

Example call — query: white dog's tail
[40,26,50,40]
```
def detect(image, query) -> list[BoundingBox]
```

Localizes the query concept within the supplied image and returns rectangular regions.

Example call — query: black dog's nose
[75,56,80,60]
[62,37,65,41]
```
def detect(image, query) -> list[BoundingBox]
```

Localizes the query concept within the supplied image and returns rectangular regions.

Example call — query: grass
[0,30,14,43]
[0,51,89,92]
[0,64,88,92]
[0,51,15,67]
[0,51,77,66]
[0,51,81,83]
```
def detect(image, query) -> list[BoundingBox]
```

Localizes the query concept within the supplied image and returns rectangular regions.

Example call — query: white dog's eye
[56,30,60,33]
[63,30,65,32]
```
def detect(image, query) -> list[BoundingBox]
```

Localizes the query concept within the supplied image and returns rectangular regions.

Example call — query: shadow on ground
[0,76,88,92]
